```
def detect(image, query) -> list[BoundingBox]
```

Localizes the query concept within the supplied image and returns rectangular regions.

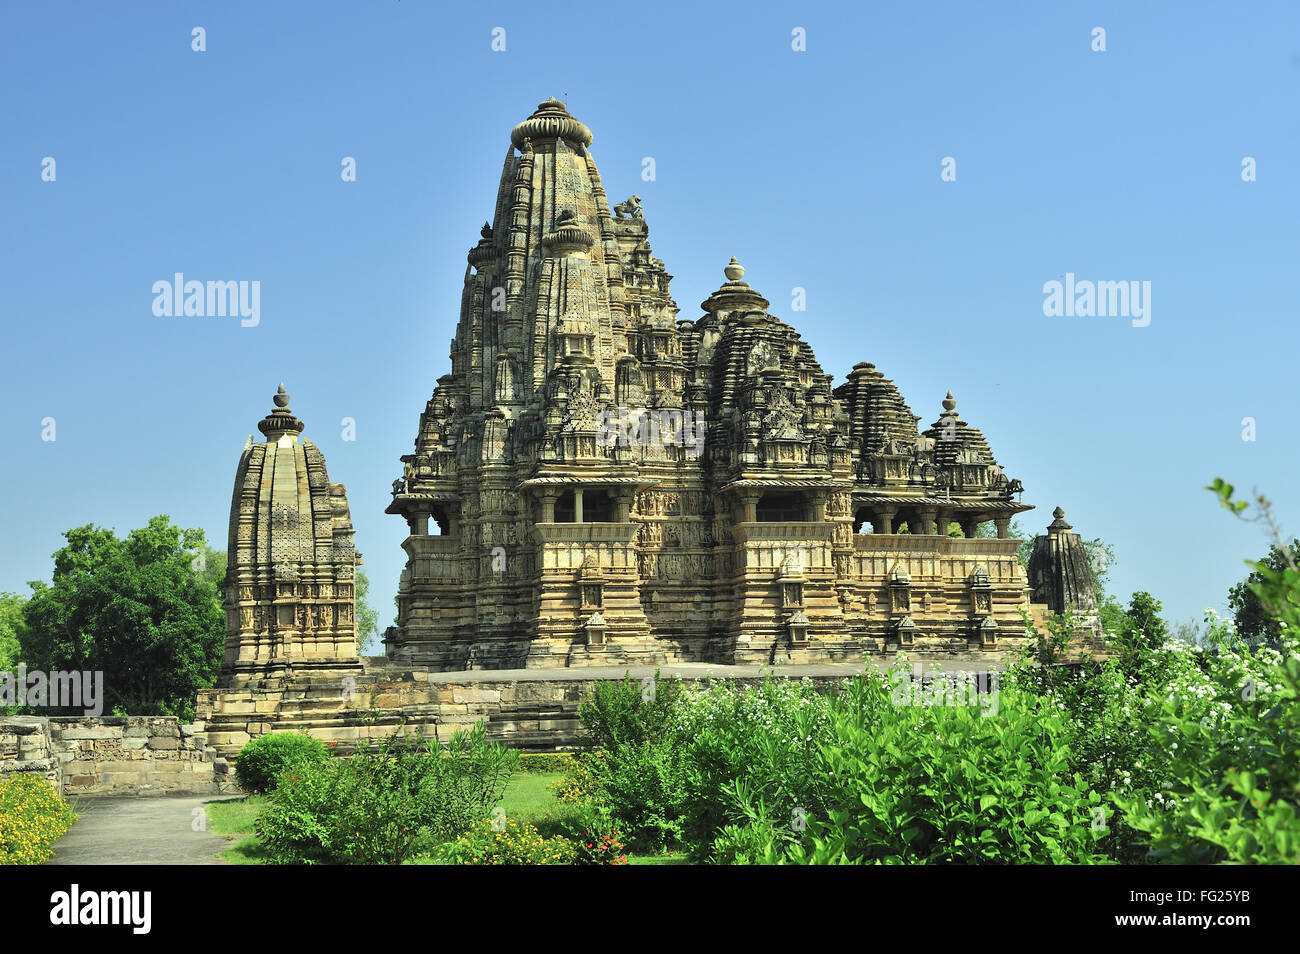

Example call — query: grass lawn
[205,795,270,865]
[206,771,688,865]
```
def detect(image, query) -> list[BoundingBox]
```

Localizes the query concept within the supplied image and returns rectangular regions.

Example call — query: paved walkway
[48,795,239,865]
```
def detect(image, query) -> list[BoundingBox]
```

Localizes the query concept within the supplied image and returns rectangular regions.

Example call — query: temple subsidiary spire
[257,382,305,440]
[701,256,770,313]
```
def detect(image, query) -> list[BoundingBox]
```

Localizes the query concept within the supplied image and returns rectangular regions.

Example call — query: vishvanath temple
[196,99,1100,757]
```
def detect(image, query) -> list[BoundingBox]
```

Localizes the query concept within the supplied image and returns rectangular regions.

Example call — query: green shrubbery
[0,772,77,865]
[708,672,1109,864]
[566,483,1300,865]
[255,722,518,864]
[575,673,691,851]
[516,752,576,774]
[235,732,330,795]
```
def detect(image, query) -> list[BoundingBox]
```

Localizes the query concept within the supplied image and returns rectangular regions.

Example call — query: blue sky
[1,1,1296,633]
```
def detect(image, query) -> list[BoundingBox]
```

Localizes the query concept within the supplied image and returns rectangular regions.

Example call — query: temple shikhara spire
[374,97,1095,669]
[220,385,363,688]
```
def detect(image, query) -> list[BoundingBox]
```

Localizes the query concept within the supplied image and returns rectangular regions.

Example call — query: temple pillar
[877,505,896,534]
[539,490,558,523]
[739,493,759,523]
[917,507,938,535]
[574,488,585,523]
[994,517,1010,539]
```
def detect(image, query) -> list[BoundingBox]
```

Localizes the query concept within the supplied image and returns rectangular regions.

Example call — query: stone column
[739,493,759,523]
[539,491,558,523]
[614,492,633,522]
[994,517,1010,539]
[877,505,896,534]
[960,515,979,538]
[917,507,938,535]
[574,488,585,523]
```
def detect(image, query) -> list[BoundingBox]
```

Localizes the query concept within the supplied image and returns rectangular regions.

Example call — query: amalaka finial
[259,383,304,440]
[1048,506,1072,533]
[942,391,957,413]
[724,257,745,281]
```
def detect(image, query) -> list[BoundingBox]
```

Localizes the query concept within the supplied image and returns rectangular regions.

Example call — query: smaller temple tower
[220,385,363,688]
[1028,507,1102,638]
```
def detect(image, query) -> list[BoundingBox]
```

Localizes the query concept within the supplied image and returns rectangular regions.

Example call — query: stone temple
[195,99,1099,758]
[380,97,1098,669]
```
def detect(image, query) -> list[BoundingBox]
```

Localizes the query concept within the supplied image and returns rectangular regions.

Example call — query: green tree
[0,593,26,671]
[20,516,223,720]
[1227,539,1300,651]
[190,546,227,604]
[355,570,380,654]
[1121,592,1168,652]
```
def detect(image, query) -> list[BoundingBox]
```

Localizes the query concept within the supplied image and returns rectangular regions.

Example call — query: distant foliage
[0,593,25,672]
[355,571,380,654]
[19,516,223,720]
[517,752,576,774]
[1228,539,1300,651]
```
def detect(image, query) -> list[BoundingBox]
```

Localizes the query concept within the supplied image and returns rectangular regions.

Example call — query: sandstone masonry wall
[0,715,240,797]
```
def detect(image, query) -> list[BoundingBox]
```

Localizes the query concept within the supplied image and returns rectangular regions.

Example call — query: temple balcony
[732,522,833,575]
[531,522,640,573]
[849,535,1026,584]
[400,534,461,584]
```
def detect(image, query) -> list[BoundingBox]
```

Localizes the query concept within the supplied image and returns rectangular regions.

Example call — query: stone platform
[195,654,1028,763]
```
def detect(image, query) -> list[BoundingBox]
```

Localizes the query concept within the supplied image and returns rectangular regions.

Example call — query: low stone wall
[0,715,239,797]
[0,716,62,790]
[195,661,885,760]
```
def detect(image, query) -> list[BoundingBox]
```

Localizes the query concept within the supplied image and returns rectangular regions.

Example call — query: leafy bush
[235,732,330,795]
[255,721,518,865]
[676,677,833,858]
[590,739,690,852]
[252,756,342,864]
[0,773,77,865]
[1108,481,1300,863]
[566,801,627,865]
[577,670,685,750]
[517,752,575,774]
[549,751,604,803]
[574,671,694,851]
[438,816,575,865]
[694,668,1110,864]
